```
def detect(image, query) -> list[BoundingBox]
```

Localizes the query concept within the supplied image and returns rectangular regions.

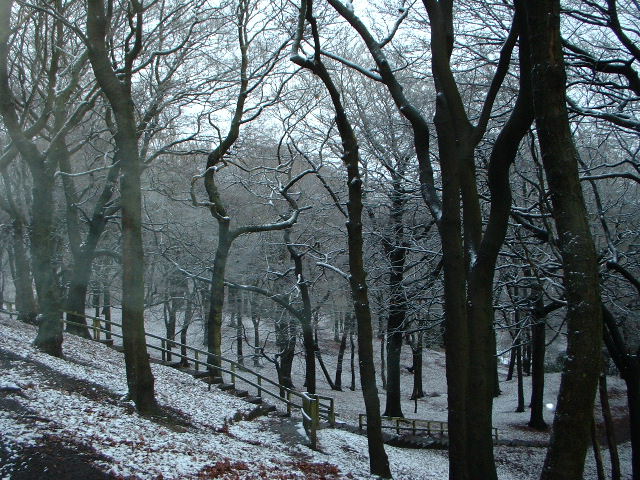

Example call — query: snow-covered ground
[0,313,633,479]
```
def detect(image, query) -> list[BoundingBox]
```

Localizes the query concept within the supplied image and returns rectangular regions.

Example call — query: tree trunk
[350,329,356,391]
[10,221,37,323]
[251,309,260,368]
[207,229,231,376]
[118,131,156,413]
[591,418,606,480]
[291,14,390,473]
[599,373,621,480]
[334,327,348,390]
[529,310,548,430]
[524,2,603,478]
[30,169,63,357]
[380,334,387,390]
[103,286,111,341]
[411,344,425,400]
[506,346,516,382]
[516,344,525,412]
[383,185,407,417]
[235,291,243,366]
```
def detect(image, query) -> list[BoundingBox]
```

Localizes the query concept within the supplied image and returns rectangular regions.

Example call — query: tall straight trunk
[334,327,348,390]
[118,131,156,413]
[516,344,525,412]
[626,372,640,480]
[235,291,243,366]
[10,221,37,323]
[529,301,548,429]
[384,181,407,417]
[591,419,607,480]
[506,346,516,381]
[384,241,407,417]
[350,329,356,391]
[603,306,640,479]
[86,0,156,413]
[251,310,260,368]
[411,344,425,400]
[524,2,603,479]
[207,227,230,375]
[30,169,63,356]
[380,334,387,390]
[599,374,621,480]
[291,10,390,472]
[103,285,111,340]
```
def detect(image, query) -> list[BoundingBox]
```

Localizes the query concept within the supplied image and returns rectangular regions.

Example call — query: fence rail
[358,414,499,441]
[62,311,335,428]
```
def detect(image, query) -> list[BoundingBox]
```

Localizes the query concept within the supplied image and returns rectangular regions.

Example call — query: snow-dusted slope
[0,314,632,479]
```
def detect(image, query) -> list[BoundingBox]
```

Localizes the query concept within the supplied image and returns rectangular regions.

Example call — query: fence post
[257,376,262,397]
[195,350,199,371]
[328,397,335,427]
[412,419,416,436]
[359,414,364,431]
[92,318,100,340]
[286,390,291,416]
[231,363,236,385]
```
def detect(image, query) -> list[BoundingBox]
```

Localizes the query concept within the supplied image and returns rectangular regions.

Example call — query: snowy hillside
[0,314,632,479]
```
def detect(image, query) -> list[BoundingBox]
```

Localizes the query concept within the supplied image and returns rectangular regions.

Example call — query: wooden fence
[62,311,335,437]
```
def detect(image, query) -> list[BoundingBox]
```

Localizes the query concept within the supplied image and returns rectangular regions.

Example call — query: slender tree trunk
[529,309,548,430]
[591,418,606,480]
[516,344,525,412]
[252,311,260,368]
[626,373,640,480]
[103,285,111,341]
[599,373,621,480]
[180,295,192,367]
[411,344,425,400]
[506,346,516,382]
[380,334,387,390]
[350,329,356,391]
[334,327,348,390]
[525,2,603,478]
[85,0,156,413]
[10,221,37,323]
[235,291,243,366]
[207,229,231,376]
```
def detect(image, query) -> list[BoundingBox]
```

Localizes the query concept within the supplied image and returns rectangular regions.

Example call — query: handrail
[358,414,499,441]
[62,311,336,425]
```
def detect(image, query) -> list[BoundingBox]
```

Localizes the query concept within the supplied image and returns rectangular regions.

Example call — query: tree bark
[207,230,231,376]
[86,0,156,413]
[524,2,604,478]
[599,373,621,480]
[291,4,390,475]
[529,300,548,430]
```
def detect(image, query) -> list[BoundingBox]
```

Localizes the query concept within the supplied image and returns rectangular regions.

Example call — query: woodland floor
[0,313,634,479]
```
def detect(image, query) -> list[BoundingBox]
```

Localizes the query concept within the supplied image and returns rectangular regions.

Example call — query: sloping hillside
[0,314,632,479]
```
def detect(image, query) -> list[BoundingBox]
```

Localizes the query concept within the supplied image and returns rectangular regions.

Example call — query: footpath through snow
[0,314,632,479]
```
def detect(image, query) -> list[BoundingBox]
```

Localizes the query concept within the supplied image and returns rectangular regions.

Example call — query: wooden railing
[62,311,335,428]
[0,301,17,315]
[358,414,499,441]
